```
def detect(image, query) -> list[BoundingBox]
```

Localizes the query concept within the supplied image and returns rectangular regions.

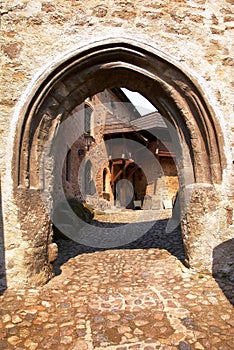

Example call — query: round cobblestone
[0,210,233,349]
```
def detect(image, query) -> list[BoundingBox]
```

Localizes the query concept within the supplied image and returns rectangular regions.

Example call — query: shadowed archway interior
[12,39,226,285]
[16,40,225,189]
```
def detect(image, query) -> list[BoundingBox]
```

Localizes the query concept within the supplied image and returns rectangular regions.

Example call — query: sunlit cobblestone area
[0,210,233,349]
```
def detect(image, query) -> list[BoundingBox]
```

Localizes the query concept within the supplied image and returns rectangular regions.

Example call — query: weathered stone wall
[1,0,234,164]
[1,0,233,287]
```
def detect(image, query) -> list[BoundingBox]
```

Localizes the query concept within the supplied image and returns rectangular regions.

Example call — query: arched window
[85,160,96,195]
[103,168,108,192]
[84,103,92,134]
[65,149,71,182]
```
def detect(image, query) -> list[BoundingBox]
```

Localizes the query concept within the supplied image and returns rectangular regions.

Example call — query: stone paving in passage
[0,210,233,350]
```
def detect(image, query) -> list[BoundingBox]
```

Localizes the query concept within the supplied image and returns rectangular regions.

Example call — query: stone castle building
[61,89,178,211]
[0,0,233,289]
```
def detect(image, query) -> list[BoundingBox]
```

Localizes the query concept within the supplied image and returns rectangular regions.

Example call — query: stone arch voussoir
[12,39,226,285]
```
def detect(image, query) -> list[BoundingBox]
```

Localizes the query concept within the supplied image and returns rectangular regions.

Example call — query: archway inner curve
[16,40,224,189]
[13,39,226,285]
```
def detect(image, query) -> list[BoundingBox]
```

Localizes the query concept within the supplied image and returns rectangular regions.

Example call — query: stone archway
[11,38,227,286]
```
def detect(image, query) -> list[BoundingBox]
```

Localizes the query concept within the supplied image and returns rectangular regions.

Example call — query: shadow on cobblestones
[54,216,186,276]
[213,239,234,306]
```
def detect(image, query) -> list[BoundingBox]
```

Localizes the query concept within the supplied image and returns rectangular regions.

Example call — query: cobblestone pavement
[0,210,233,349]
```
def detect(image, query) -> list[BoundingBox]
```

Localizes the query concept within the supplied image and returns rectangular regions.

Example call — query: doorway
[10,39,225,286]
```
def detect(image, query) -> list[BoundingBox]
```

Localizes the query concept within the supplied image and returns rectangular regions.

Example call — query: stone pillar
[5,188,57,288]
[181,184,233,273]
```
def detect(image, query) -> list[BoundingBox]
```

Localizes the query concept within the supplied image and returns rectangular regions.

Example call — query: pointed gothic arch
[10,38,227,285]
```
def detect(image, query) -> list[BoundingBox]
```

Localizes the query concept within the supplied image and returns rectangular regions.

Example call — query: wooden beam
[110,160,133,185]
[158,152,175,157]
[126,164,139,179]
[111,159,125,165]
